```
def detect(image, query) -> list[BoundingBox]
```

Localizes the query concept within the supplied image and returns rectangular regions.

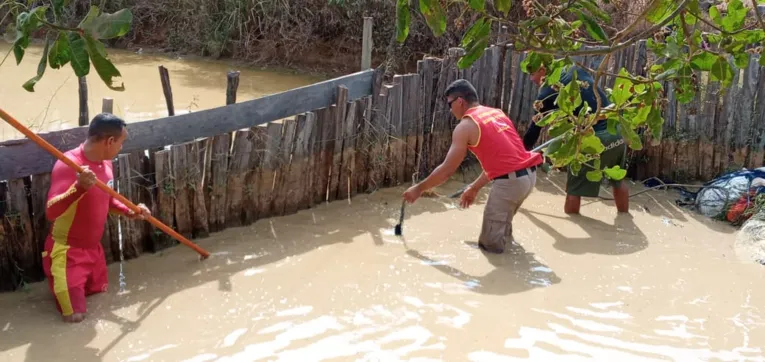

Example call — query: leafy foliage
[1,1,133,92]
[395,0,765,182]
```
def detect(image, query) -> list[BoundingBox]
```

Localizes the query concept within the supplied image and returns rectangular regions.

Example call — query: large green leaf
[647,106,663,141]
[581,133,605,154]
[13,6,49,65]
[495,0,512,15]
[549,120,575,138]
[711,56,734,88]
[579,0,611,23]
[458,18,491,69]
[68,33,90,77]
[646,0,677,24]
[468,0,485,12]
[603,165,627,180]
[734,53,750,69]
[586,169,603,182]
[22,36,50,92]
[619,117,643,150]
[82,33,125,91]
[48,31,72,69]
[690,51,717,71]
[722,0,747,32]
[79,6,133,40]
[395,0,410,43]
[576,10,607,42]
[611,68,632,106]
[709,6,722,27]
[419,0,447,37]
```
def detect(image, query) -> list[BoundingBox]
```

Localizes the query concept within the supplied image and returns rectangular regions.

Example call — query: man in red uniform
[403,79,543,253]
[43,113,151,323]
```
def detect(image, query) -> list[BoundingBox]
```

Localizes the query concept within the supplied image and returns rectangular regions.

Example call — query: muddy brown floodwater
[1,170,764,361]
[0,42,324,141]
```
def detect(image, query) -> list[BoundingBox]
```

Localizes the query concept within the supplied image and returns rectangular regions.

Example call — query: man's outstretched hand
[127,203,152,220]
[403,185,423,204]
[459,185,478,208]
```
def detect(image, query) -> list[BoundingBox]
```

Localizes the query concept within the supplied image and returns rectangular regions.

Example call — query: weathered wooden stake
[159,66,175,116]
[102,98,114,114]
[227,71,241,105]
[361,17,373,70]
[78,77,88,126]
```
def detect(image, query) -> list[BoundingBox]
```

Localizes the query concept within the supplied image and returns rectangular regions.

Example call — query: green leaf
[603,165,627,180]
[521,52,543,73]
[48,32,72,69]
[458,18,491,69]
[13,6,49,65]
[690,51,717,71]
[734,53,750,69]
[496,0,512,15]
[607,117,618,135]
[709,6,722,26]
[577,10,607,42]
[468,0,485,12]
[580,0,611,22]
[647,106,663,141]
[711,56,734,88]
[586,169,603,182]
[78,7,133,40]
[395,0,410,43]
[546,64,564,85]
[22,36,50,92]
[611,68,632,106]
[722,0,747,32]
[646,0,677,24]
[419,0,447,37]
[82,33,124,90]
[549,120,575,138]
[570,160,582,175]
[634,104,651,125]
[581,133,605,154]
[619,117,643,150]
[68,33,90,77]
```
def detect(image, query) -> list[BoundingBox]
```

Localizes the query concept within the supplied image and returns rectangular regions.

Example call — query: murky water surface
[1,173,763,361]
[0,42,323,140]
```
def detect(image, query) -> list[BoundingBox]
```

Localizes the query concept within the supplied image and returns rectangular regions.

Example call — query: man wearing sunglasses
[402,79,543,254]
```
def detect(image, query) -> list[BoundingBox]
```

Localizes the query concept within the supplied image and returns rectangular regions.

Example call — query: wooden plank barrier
[2,42,765,292]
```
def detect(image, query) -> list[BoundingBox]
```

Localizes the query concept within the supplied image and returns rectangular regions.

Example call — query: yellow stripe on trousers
[50,200,81,316]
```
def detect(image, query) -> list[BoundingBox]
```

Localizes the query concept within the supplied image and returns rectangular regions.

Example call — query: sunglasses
[446,97,460,108]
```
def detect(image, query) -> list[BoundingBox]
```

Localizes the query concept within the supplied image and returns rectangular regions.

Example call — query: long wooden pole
[0,107,211,259]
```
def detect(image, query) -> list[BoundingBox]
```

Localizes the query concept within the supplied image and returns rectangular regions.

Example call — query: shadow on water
[534,172,737,234]
[404,241,562,296]
[521,209,648,256]
[0,185,461,361]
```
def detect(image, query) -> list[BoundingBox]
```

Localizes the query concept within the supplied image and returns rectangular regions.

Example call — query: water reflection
[0,42,323,141]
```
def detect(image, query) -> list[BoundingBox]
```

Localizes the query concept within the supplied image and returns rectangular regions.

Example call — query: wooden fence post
[159,66,175,116]
[227,71,241,105]
[361,17,373,70]
[78,77,88,126]
[102,98,114,114]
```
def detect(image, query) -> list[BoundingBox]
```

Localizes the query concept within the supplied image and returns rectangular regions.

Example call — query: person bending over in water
[403,79,543,254]
[43,113,151,323]
[523,64,630,214]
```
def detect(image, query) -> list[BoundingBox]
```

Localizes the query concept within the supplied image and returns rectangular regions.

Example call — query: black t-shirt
[523,66,610,151]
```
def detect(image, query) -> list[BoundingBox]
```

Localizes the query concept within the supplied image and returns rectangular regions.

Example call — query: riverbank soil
[1,172,763,361]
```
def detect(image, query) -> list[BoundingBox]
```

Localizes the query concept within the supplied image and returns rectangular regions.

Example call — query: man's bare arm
[413,120,472,192]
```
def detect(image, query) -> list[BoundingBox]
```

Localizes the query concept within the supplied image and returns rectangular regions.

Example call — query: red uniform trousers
[41,236,109,316]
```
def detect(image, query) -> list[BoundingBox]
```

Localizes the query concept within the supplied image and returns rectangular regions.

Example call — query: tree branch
[750,0,765,32]
[507,0,690,57]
